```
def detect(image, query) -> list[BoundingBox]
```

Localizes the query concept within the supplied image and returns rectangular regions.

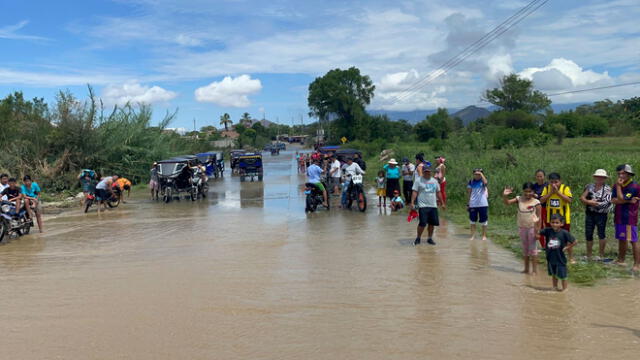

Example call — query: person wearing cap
[579,169,612,260]
[467,168,489,241]
[410,164,445,246]
[401,158,415,203]
[149,162,160,200]
[390,189,404,211]
[611,164,640,271]
[383,159,401,206]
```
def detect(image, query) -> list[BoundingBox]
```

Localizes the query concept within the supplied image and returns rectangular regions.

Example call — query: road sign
[341,137,347,144]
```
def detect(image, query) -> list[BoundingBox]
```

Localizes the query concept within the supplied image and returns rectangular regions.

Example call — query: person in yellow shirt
[113,177,132,203]
[540,172,574,263]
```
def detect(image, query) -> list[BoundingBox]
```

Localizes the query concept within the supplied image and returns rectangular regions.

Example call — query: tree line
[307,68,640,150]
[0,88,210,192]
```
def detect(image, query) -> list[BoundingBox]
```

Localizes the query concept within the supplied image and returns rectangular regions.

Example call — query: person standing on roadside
[434,156,447,205]
[149,163,160,200]
[384,159,401,206]
[532,170,548,247]
[611,164,640,271]
[540,214,576,292]
[401,158,415,203]
[579,169,612,260]
[410,165,445,246]
[329,155,342,195]
[376,170,387,208]
[540,172,574,263]
[414,153,426,179]
[468,168,489,241]
[503,182,541,274]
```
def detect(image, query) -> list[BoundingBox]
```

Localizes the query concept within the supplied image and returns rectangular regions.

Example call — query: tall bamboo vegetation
[0,87,210,191]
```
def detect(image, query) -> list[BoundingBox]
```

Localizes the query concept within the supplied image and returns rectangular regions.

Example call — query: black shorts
[547,262,568,280]
[469,206,489,224]
[96,188,109,201]
[418,207,439,227]
[585,211,607,241]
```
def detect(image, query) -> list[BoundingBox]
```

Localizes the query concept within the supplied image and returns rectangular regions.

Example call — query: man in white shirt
[329,155,342,195]
[401,158,415,202]
[343,158,365,178]
[0,173,9,201]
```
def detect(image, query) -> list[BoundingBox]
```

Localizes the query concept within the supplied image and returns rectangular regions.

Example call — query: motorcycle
[304,182,329,213]
[84,188,120,213]
[347,174,367,212]
[0,201,33,242]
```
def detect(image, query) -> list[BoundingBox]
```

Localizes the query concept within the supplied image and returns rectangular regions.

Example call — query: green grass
[363,136,640,286]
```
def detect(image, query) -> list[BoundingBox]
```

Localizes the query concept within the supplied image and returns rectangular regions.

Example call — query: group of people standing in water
[407,160,640,291]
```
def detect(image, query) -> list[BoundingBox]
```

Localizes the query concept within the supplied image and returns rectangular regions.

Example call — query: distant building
[221,130,240,139]
[211,139,234,148]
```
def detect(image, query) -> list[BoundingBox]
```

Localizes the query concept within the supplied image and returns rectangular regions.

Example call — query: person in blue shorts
[467,168,489,241]
[540,214,576,291]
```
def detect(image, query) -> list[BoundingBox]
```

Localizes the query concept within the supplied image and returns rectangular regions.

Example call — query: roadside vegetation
[0,87,211,195]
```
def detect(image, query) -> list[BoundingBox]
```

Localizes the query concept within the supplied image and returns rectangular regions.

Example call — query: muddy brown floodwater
[1,149,639,359]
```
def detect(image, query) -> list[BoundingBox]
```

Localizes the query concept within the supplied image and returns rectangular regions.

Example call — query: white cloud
[0,20,47,41]
[0,68,126,86]
[194,75,262,108]
[487,54,513,81]
[102,82,177,105]
[362,9,420,24]
[371,69,480,111]
[519,58,611,90]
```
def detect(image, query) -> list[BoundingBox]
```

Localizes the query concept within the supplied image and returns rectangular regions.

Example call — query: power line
[547,81,640,97]
[390,0,550,105]
[393,0,549,104]
[392,0,543,101]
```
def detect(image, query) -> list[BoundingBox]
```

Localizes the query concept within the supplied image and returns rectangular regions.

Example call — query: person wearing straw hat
[579,169,612,260]
[383,159,401,206]
[611,164,640,271]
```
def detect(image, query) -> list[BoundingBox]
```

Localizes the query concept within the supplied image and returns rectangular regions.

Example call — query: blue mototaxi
[195,152,225,178]
[238,153,263,182]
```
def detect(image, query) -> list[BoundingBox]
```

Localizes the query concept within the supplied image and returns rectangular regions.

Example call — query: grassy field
[362,136,640,286]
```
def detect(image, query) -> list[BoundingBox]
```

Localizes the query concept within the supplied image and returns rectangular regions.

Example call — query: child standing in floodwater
[376,170,386,208]
[467,168,489,241]
[540,214,576,291]
[503,183,542,274]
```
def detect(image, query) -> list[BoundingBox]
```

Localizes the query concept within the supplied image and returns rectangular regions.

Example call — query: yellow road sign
[341,137,347,144]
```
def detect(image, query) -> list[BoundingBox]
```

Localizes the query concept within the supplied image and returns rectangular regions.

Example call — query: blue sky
[1,0,638,130]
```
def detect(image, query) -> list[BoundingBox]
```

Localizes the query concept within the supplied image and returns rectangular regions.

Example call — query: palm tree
[219,113,232,132]
[240,112,252,127]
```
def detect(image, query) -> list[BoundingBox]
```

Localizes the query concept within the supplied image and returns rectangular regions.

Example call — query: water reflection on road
[0,149,639,359]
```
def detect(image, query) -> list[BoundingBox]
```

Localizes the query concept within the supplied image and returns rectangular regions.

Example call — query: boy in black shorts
[540,214,576,291]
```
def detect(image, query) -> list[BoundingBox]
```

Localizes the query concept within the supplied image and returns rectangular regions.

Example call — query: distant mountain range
[369,102,589,125]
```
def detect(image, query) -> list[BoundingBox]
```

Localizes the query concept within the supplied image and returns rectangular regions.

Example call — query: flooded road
[1,150,639,359]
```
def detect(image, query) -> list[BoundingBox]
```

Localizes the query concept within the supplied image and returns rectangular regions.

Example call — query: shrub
[579,114,608,136]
